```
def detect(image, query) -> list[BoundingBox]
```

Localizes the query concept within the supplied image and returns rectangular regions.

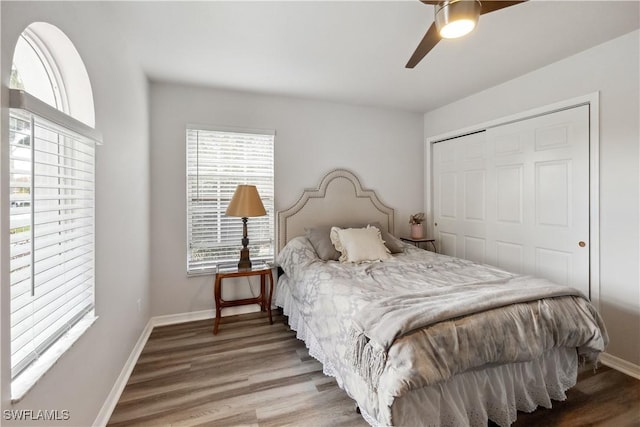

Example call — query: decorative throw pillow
[306,226,341,261]
[306,222,403,260]
[330,225,392,263]
[368,222,404,254]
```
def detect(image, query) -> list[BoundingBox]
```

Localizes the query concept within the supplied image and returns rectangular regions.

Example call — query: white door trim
[424,92,601,309]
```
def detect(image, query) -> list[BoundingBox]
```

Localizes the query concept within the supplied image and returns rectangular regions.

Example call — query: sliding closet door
[433,105,590,297]
[432,131,489,263]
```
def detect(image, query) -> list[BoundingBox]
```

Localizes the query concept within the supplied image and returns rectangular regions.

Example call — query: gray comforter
[347,275,606,390]
[277,236,608,423]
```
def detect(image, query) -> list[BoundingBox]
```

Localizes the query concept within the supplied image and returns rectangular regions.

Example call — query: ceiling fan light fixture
[435,0,481,39]
[439,18,477,39]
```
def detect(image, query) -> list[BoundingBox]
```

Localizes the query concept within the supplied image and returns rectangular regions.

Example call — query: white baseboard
[151,305,259,327]
[600,352,640,380]
[151,308,216,327]
[92,305,261,426]
[93,319,154,427]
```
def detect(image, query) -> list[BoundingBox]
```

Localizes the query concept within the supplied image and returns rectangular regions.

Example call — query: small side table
[213,263,274,335]
[400,237,437,253]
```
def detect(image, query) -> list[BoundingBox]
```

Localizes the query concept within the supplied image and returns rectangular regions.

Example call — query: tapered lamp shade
[225,185,266,218]
[225,185,266,270]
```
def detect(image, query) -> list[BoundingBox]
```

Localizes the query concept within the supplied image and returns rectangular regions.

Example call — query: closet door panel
[432,104,590,296]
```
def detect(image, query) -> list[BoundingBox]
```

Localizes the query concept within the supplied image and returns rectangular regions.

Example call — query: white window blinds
[187,127,275,274]
[9,91,99,379]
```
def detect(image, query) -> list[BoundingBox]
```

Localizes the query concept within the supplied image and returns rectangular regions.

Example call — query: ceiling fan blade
[480,0,527,15]
[406,22,441,68]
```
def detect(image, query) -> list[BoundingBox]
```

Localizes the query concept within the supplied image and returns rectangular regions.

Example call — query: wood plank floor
[108,311,640,427]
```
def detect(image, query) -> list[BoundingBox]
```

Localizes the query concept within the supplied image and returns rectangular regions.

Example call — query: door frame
[424,92,601,309]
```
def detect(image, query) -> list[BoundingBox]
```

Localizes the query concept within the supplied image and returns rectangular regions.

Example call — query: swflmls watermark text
[3,409,70,421]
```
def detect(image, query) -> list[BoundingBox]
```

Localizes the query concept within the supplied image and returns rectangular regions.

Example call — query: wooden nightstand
[400,237,437,253]
[213,263,274,335]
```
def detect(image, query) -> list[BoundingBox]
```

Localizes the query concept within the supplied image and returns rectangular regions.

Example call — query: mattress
[276,275,580,426]
[274,236,607,426]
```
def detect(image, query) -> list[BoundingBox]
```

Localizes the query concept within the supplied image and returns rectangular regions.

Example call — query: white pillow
[330,225,391,263]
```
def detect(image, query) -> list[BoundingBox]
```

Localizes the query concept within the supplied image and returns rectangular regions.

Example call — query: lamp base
[238,247,251,270]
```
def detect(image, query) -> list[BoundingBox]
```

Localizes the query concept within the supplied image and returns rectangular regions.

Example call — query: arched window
[11,27,66,111]
[8,22,101,399]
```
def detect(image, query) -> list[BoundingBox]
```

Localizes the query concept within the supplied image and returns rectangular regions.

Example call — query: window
[187,126,275,274]
[8,23,100,398]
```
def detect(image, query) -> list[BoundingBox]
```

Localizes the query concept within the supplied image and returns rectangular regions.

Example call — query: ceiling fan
[406,0,527,68]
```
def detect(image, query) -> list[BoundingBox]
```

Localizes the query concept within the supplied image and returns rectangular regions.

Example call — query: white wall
[423,30,640,366]
[1,2,150,425]
[150,82,424,317]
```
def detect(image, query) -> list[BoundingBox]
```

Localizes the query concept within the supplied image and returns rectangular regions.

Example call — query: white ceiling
[106,1,640,113]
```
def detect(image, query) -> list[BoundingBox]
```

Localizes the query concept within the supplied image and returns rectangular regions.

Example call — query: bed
[274,168,607,427]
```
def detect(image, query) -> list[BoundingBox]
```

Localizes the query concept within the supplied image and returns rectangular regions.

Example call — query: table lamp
[225,184,266,270]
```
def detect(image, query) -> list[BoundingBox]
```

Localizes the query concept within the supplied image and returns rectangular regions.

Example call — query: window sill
[187,258,276,277]
[11,313,98,403]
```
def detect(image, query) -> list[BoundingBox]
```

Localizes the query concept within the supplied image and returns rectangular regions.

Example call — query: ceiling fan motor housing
[435,0,482,39]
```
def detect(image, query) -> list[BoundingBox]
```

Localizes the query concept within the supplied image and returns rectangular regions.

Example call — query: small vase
[410,223,423,239]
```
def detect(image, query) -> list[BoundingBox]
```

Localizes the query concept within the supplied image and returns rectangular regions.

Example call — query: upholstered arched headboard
[277,169,395,253]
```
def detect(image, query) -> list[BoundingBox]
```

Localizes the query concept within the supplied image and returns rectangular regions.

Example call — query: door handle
[578,241,586,247]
